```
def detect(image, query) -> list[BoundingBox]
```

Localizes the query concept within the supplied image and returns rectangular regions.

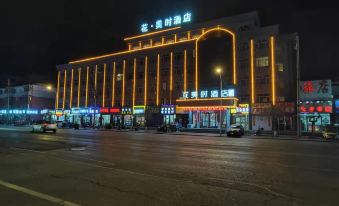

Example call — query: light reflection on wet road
[0,127,339,206]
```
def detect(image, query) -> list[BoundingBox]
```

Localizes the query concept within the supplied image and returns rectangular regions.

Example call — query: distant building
[0,84,55,123]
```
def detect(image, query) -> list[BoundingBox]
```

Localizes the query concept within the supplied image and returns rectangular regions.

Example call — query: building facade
[0,84,55,123]
[56,12,298,131]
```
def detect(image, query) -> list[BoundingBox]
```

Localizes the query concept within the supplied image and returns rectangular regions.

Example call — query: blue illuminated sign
[141,12,192,33]
[161,105,176,115]
[182,89,235,99]
[335,100,339,114]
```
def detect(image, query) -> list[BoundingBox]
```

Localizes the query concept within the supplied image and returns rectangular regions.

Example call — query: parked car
[322,125,339,140]
[227,124,245,137]
[32,120,57,133]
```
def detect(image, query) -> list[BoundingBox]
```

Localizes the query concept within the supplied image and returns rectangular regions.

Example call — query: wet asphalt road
[0,127,339,206]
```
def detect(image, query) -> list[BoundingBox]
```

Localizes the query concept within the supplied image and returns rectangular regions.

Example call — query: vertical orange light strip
[233,34,237,85]
[195,41,198,98]
[270,36,276,105]
[56,71,60,108]
[187,31,191,40]
[133,58,137,107]
[85,66,89,107]
[156,54,160,106]
[69,69,74,108]
[174,34,177,42]
[170,52,173,104]
[150,39,153,46]
[128,43,131,51]
[62,70,67,109]
[111,62,116,107]
[139,41,142,48]
[77,68,81,108]
[122,60,126,107]
[102,63,106,107]
[184,50,187,93]
[144,56,148,106]
[94,65,98,91]
[250,39,255,104]
[161,37,165,45]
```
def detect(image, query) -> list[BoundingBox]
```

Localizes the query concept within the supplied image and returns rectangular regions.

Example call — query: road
[0,127,339,206]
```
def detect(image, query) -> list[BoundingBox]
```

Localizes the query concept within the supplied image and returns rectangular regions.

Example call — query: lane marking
[0,179,81,206]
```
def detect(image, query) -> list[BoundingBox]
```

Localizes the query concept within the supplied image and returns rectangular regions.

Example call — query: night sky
[1,0,338,87]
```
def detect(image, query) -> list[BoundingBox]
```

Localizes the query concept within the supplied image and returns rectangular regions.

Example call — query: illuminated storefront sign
[88,107,99,114]
[336,100,339,114]
[179,106,228,112]
[182,89,235,99]
[55,109,63,116]
[122,107,133,115]
[300,80,332,100]
[100,107,121,114]
[71,108,81,114]
[299,101,332,113]
[141,12,192,33]
[231,104,249,114]
[161,105,176,115]
[0,109,39,115]
[133,106,145,115]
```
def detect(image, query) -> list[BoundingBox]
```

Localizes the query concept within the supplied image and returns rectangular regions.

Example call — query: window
[256,94,270,103]
[116,74,123,81]
[256,57,269,67]
[277,63,284,72]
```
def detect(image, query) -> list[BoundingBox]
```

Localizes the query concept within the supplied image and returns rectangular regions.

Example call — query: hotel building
[56,11,298,131]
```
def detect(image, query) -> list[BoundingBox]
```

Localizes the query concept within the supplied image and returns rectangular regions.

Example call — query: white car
[32,121,57,133]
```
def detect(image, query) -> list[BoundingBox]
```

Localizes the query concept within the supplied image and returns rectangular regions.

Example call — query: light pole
[215,67,223,136]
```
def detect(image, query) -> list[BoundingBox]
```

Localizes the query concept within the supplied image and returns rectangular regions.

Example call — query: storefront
[161,105,176,125]
[299,80,333,133]
[121,107,133,127]
[176,89,237,129]
[133,106,146,126]
[231,104,250,130]
[299,101,332,132]
[99,107,121,126]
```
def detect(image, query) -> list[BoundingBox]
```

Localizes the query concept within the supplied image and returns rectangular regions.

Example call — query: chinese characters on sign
[141,12,192,33]
[300,80,332,100]
[182,89,235,99]
[161,105,176,115]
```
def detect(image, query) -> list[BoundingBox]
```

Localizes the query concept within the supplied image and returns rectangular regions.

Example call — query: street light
[215,67,223,136]
[46,85,52,91]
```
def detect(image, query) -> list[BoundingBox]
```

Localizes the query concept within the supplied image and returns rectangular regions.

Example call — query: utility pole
[219,73,223,136]
[296,35,301,137]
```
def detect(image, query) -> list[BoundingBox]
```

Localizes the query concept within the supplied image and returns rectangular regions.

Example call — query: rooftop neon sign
[141,12,192,33]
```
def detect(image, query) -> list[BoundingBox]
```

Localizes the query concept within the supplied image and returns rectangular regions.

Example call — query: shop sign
[299,101,332,113]
[336,100,339,114]
[55,109,63,116]
[161,105,176,115]
[122,107,133,115]
[0,109,39,115]
[133,106,145,114]
[182,89,235,99]
[71,108,80,114]
[146,106,160,114]
[88,107,99,114]
[300,80,332,100]
[252,103,272,115]
[79,108,89,114]
[40,109,49,114]
[231,104,250,114]
[100,107,121,114]
[141,12,192,33]
[181,106,228,111]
